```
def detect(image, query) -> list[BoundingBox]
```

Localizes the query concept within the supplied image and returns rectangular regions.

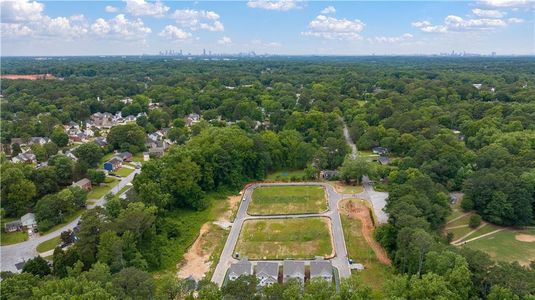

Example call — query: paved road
[342,122,357,159]
[360,176,389,224]
[0,170,140,272]
[211,182,351,287]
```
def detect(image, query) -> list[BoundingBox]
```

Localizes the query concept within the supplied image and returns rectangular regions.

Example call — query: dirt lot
[341,200,391,265]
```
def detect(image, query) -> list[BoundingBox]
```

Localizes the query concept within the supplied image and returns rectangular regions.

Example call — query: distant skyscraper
[203,49,206,56]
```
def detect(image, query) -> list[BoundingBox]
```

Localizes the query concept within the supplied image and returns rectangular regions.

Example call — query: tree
[1,167,37,216]
[32,277,114,299]
[88,169,106,185]
[31,166,59,197]
[97,230,125,272]
[76,209,103,267]
[339,157,375,184]
[75,142,103,167]
[488,286,520,300]
[111,267,155,300]
[221,275,258,300]
[107,124,146,153]
[51,127,69,147]
[22,256,51,277]
[12,143,22,156]
[49,155,74,186]
[469,214,482,228]
[0,273,40,299]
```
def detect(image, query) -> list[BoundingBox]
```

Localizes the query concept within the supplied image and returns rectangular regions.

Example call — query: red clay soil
[343,200,392,265]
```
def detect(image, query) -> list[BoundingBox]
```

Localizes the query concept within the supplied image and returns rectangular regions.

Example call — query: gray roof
[310,260,332,278]
[229,260,252,278]
[378,156,390,165]
[256,262,278,278]
[283,260,304,278]
[74,178,91,187]
[21,213,36,227]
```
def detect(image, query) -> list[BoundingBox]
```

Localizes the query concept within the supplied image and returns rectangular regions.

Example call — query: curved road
[0,169,140,272]
[211,182,351,287]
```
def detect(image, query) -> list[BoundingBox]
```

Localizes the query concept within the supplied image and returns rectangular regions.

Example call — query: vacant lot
[248,185,327,215]
[235,218,333,260]
[265,169,306,181]
[464,228,535,266]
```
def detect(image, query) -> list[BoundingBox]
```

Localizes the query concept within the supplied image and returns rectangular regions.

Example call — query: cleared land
[235,217,333,260]
[463,228,535,266]
[248,185,327,215]
[339,199,392,295]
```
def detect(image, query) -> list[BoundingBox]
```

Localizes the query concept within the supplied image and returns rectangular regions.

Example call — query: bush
[37,219,54,232]
[461,197,474,211]
[469,214,482,228]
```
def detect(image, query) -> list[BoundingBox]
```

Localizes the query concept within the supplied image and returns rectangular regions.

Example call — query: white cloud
[124,0,169,17]
[217,36,232,45]
[320,6,336,14]
[1,0,44,23]
[91,14,151,38]
[411,20,432,28]
[1,23,33,37]
[478,0,534,8]
[368,33,413,43]
[246,0,300,11]
[445,15,507,29]
[302,14,365,40]
[472,8,505,18]
[171,9,224,31]
[159,25,191,40]
[105,5,119,13]
[507,17,524,23]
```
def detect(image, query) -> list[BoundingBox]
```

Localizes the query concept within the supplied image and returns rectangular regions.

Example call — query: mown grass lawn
[464,228,535,266]
[248,185,327,215]
[1,218,28,245]
[235,217,333,260]
[115,167,134,177]
[87,177,119,200]
[37,236,61,253]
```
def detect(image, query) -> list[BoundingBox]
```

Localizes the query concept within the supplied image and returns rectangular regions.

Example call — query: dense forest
[1,56,534,299]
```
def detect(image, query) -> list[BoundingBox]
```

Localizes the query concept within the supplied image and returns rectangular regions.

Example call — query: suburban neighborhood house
[255,262,279,287]
[104,157,123,172]
[310,259,333,282]
[228,259,252,281]
[73,178,92,191]
[283,260,305,284]
[4,213,37,233]
[186,113,201,127]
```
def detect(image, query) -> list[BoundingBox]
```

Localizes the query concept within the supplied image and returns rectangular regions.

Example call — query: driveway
[211,182,351,287]
[0,169,139,273]
[358,176,389,224]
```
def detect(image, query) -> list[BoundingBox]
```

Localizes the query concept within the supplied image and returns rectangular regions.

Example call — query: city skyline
[1,0,534,56]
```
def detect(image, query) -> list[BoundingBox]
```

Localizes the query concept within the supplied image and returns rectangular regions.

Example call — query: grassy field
[265,169,307,181]
[235,217,333,260]
[37,236,61,253]
[340,203,392,298]
[1,218,28,245]
[115,167,134,177]
[248,185,326,215]
[87,177,119,200]
[463,228,535,266]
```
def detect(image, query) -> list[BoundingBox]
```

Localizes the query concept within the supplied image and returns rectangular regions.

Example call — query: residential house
[117,152,133,162]
[473,83,482,90]
[148,140,168,157]
[228,259,253,281]
[310,260,333,282]
[377,156,390,165]
[256,262,279,287]
[73,178,92,190]
[319,170,339,180]
[90,112,114,128]
[120,97,133,104]
[21,213,37,230]
[30,137,49,145]
[10,138,25,146]
[104,157,123,172]
[372,147,388,155]
[124,115,137,123]
[12,151,37,164]
[186,113,201,127]
[4,220,22,232]
[283,260,305,284]
[64,151,78,162]
[94,137,108,147]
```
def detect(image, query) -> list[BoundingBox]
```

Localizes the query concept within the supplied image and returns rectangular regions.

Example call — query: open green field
[1,218,28,245]
[265,169,306,181]
[248,185,327,215]
[37,236,61,253]
[115,167,134,177]
[235,218,333,260]
[87,177,119,200]
[463,228,535,266]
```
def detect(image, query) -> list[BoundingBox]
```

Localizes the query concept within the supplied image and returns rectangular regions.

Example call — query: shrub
[469,214,482,228]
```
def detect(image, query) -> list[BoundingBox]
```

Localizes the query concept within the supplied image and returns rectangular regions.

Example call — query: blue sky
[1,0,533,56]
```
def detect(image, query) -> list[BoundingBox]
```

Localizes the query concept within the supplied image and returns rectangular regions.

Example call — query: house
[377,156,390,165]
[117,152,132,162]
[186,113,201,127]
[12,151,37,164]
[73,178,92,190]
[30,137,49,145]
[65,151,78,162]
[283,260,305,284]
[4,220,22,232]
[319,170,339,180]
[372,147,388,155]
[228,259,252,281]
[124,115,137,123]
[120,97,133,104]
[148,140,168,157]
[310,260,333,282]
[472,83,482,90]
[90,112,114,128]
[104,157,123,172]
[94,137,108,147]
[143,152,150,161]
[21,213,37,229]
[256,262,279,287]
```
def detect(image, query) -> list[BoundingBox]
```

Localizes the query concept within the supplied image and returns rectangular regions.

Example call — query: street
[0,169,140,273]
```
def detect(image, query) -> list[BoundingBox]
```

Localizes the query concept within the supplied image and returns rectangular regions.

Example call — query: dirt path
[452,223,487,245]
[453,228,504,246]
[342,200,391,265]
[446,212,471,225]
